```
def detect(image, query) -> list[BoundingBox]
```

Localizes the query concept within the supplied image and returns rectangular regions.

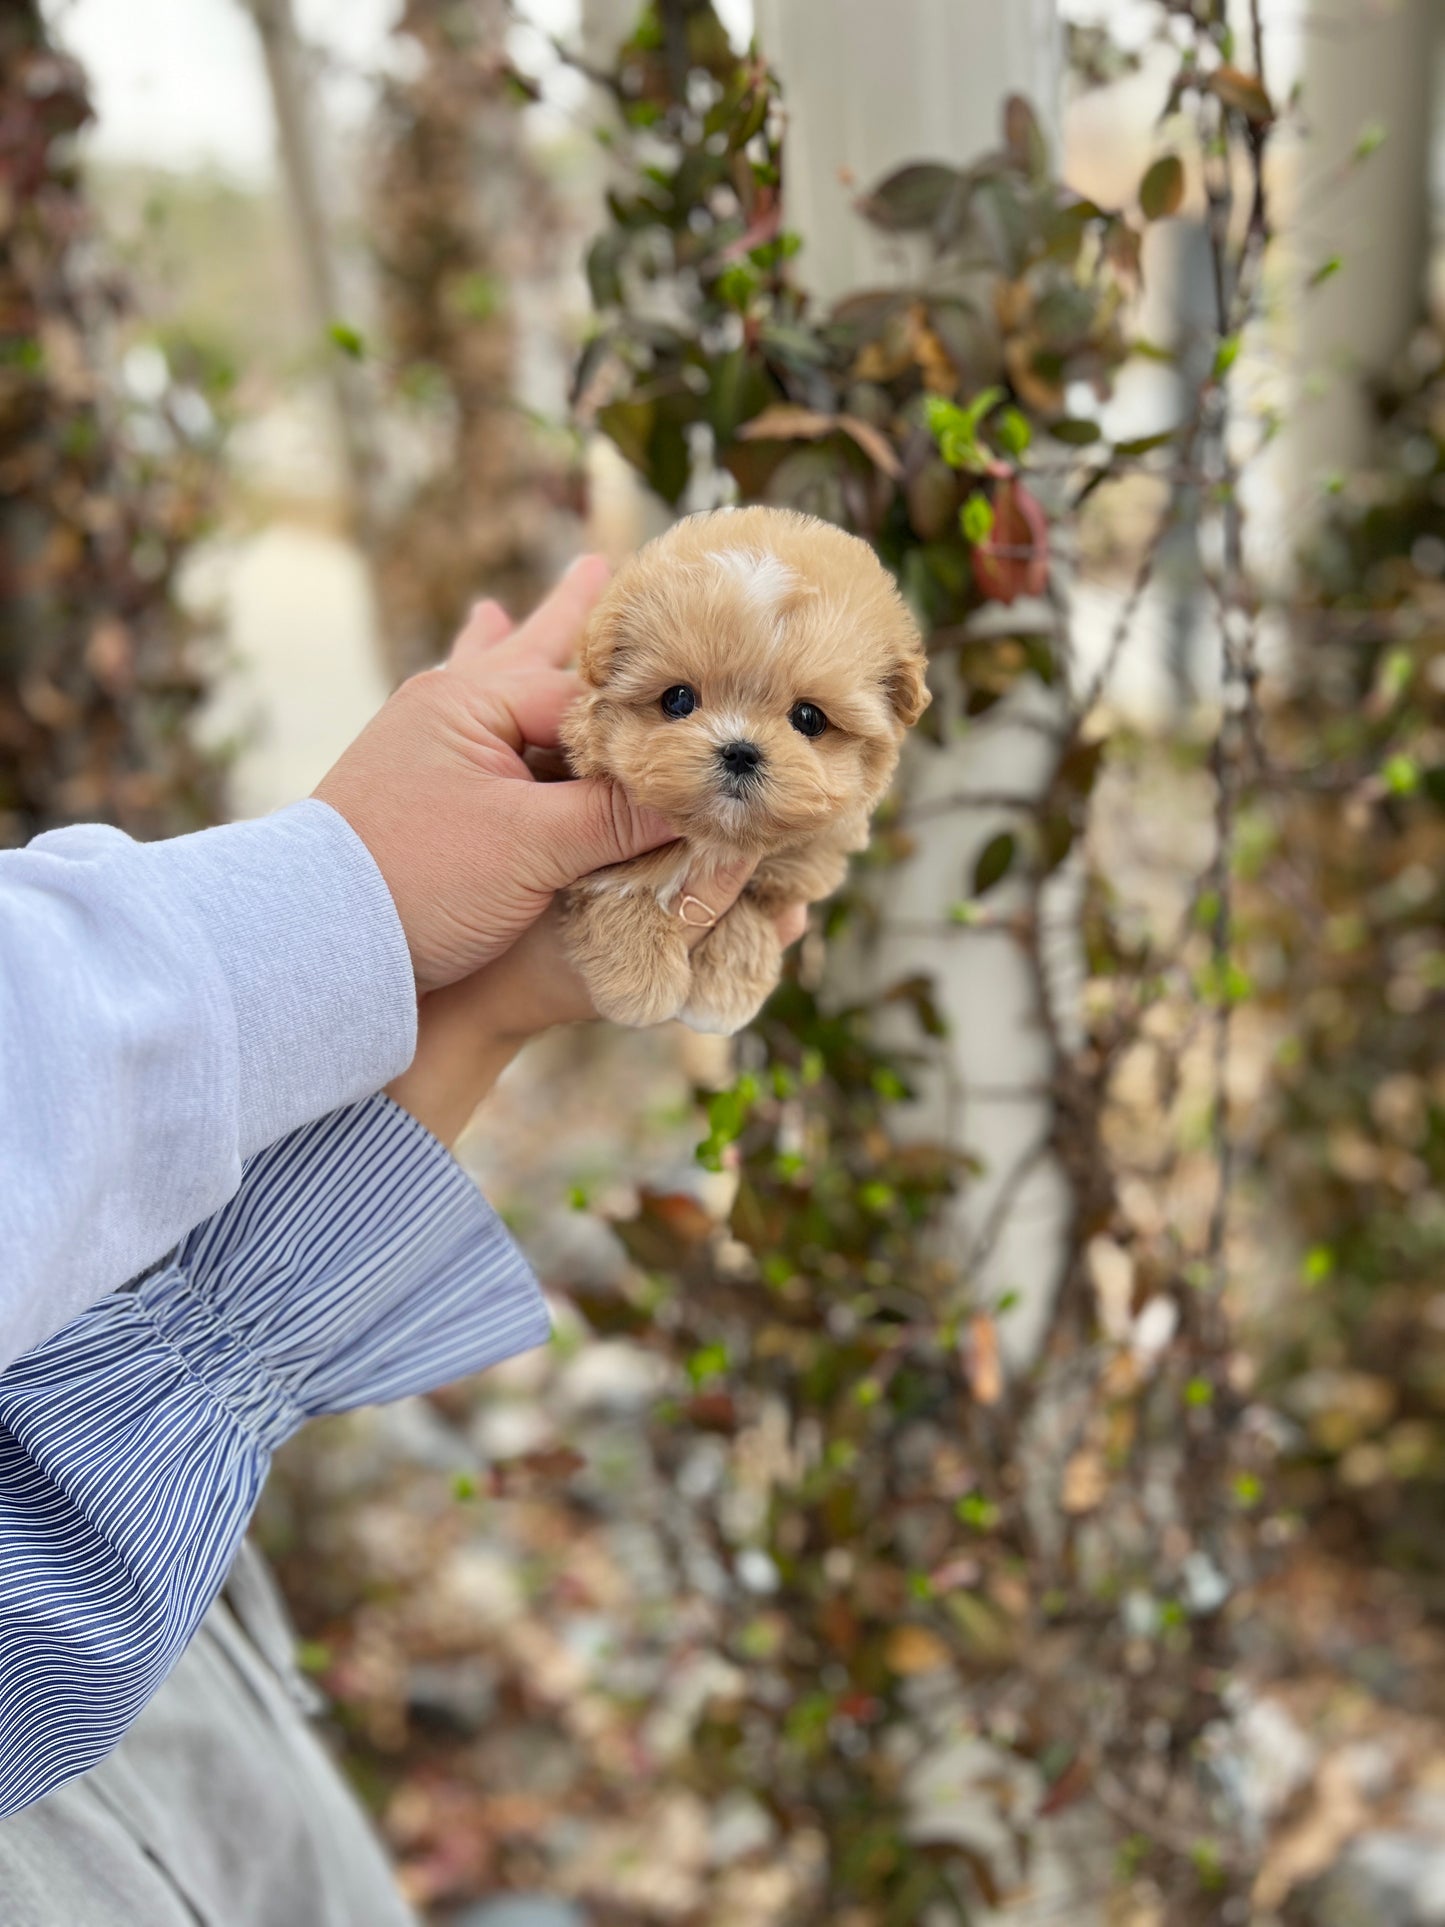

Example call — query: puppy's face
[564,509,929,856]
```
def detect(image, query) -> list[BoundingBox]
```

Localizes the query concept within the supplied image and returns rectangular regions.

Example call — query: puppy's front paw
[590,949,692,1028]
[562,887,693,1029]
[678,901,781,1036]
[677,981,771,1036]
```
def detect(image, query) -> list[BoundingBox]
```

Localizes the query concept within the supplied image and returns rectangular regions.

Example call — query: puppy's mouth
[718,767,764,802]
[714,740,765,803]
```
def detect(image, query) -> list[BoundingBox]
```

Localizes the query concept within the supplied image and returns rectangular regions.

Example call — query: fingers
[773,902,809,949]
[498,553,610,672]
[520,776,677,885]
[446,598,514,676]
[675,856,754,952]
[495,666,583,751]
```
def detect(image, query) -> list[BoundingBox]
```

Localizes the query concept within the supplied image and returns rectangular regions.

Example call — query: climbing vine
[557,5,1284,1919]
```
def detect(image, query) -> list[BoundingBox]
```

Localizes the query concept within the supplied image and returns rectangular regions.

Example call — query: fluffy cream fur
[560,507,930,1034]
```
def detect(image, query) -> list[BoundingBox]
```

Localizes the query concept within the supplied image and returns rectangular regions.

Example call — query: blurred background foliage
[9,0,1445,1923]
[0,0,226,843]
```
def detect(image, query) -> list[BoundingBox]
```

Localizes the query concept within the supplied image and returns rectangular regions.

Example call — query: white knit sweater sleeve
[0,800,417,1370]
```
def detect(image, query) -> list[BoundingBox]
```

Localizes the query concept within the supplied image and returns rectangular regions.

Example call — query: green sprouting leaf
[1232,1472,1263,1509]
[716,263,759,310]
[1191,1839,1227,1893]
[955,1492,999,1531]
[1309,254,1343,289]
[1378,648,1413,704]
[1302,1245,1335,1287]
[1184,1376,1214,1408]
[948,900,981,925]
[972,831,1017,897]
[687,1343,730,1386]
[1212,334,1241,381]
[960,492,996,544]
[926,387,1004,470]
[696,1074,758,1171]
[1139,155,1185,222]
[995,406,1032,457]
[453,271,503,320]
[452,1471,481,1501]
[1354,119,1387,163]
[1196,958,1254,1005]
[784,1690,835,1749]
[1384,753,1420,796]
[327,321,365,360]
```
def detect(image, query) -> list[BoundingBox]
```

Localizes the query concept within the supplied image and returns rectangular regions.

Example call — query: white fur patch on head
[711,547,798,625]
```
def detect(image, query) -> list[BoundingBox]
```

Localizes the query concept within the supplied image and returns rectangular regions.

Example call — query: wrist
[387,971,535,1148]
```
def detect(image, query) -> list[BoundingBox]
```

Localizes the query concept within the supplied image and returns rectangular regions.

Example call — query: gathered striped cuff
[0,1095,549,1819]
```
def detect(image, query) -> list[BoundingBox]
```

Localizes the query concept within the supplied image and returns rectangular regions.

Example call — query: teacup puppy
[559,506,930,1034]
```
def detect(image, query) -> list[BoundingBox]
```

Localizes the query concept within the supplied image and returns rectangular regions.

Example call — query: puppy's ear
[559,685,606,777]
[576,586,627,688]
[883,640,931,729]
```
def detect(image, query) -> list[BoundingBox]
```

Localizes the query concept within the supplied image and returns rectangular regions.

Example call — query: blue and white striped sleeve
[0,1094,550,1819]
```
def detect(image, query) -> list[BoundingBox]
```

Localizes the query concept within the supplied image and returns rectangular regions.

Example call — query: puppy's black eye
[660,685,697,719]
[790,701,828,739]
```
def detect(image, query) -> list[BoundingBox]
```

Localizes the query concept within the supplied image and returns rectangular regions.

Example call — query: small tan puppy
[559,507,930,1034]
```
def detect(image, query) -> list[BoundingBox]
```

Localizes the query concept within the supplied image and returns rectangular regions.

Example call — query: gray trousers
[0,1543,417,1927]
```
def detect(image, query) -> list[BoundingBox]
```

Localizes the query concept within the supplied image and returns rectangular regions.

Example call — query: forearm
[386,989,527,1147]
[387,925,576,1146]
[0,804,416,1371]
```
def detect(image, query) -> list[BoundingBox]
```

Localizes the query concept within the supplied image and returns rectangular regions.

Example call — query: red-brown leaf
[971,478,1050,604]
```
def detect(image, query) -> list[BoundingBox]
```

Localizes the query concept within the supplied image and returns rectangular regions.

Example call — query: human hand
[315,557,677,994]
[388,874,809,1147]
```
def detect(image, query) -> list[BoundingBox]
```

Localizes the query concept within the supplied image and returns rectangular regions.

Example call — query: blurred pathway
[190,522,389,821]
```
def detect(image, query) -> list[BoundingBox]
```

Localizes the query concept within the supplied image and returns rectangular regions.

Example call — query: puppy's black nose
[718,740,762,776]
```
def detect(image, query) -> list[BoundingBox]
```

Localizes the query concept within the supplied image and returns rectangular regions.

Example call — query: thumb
[519,776,678,886]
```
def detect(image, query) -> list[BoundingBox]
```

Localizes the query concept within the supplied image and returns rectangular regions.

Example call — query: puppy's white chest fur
[578,842,694,910]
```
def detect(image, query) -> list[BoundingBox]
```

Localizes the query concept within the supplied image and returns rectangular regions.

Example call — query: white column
[579,0,643,68]
[753,0,1060,304]
[753,0,1068,1366]
[1289,0,1435,497]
